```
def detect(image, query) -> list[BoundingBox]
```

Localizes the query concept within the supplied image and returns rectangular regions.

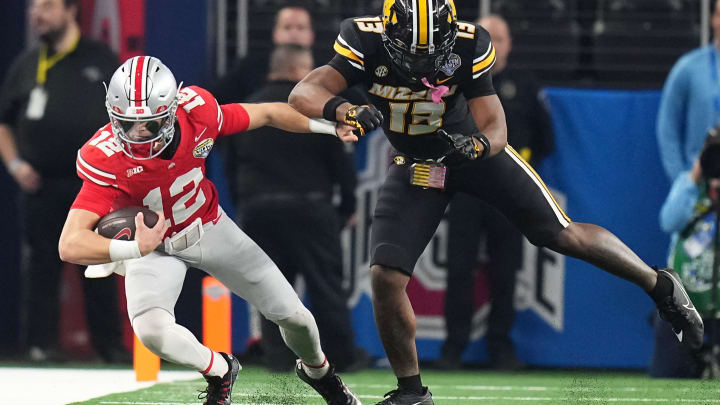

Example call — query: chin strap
[421,77,449,104]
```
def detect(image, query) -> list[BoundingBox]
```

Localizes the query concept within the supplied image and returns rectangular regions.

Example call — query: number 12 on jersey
[389,101,446,135]
[142,167,207,227]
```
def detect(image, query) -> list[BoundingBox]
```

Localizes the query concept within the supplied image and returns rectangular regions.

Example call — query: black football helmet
[382,0,458,83]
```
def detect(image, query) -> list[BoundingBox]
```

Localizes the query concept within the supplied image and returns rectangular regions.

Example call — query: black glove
[438,129,486,161]
[344,105,383,136]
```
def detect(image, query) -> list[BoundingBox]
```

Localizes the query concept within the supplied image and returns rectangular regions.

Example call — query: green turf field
[69,367,720,404]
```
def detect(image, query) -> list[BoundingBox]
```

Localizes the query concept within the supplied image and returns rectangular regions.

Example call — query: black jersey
[329,16,496,160]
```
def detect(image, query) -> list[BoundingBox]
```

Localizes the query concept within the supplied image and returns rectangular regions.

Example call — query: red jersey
[71,86,250,237]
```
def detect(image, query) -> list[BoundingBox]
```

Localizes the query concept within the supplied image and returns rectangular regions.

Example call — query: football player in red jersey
[58,56,361,405]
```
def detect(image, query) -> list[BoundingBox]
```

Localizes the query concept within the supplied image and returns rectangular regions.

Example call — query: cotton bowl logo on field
[193,139,214,158]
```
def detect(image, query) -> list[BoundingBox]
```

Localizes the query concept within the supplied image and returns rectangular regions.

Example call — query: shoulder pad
[177,85,223,131]
[456,20,481,41]
[469,25,495,79]
[76,126,120,188]
[334,16,383,67]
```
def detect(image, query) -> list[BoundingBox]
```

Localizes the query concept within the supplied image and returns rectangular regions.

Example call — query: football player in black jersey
[289,1,704,404]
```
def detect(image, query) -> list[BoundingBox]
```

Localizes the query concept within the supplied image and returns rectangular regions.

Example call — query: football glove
[438,129,487,161]
[344,105,383,136]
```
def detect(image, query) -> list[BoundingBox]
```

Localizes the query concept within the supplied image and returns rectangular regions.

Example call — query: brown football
[96,206,159,240]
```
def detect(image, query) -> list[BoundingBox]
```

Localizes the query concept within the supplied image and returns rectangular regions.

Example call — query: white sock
[203,349,230,377]
[301,356,330,379]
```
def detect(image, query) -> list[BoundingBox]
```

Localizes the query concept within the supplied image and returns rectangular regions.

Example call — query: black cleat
[656,268,704,350]
[296,359,362,405]
[376,387,434,405]
[198,352,241,405]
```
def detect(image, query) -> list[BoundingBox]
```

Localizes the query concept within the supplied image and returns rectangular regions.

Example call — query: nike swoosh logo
[194,127,207,142]
[662,270,695,310]
[437,76,453,84]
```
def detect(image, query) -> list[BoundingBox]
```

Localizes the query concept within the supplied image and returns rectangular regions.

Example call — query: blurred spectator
[650,131,720,378]
[657,0,720,181]
[0,0,128,363]
[230,44,368,372]
[437,14,555,370]
[211,4,314,105]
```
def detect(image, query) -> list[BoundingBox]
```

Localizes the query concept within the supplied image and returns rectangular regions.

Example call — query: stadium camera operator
[650,130,720,378]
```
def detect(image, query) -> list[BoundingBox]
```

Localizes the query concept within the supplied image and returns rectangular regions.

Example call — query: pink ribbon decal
[421,77,449,104]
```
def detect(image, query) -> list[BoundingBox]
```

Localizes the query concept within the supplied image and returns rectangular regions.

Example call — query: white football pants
[125,209,324,370]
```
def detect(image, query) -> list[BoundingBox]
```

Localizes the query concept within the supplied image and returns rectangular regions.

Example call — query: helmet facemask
[382,0,458,84]
[108,102,178,160]
[104,56,181,160]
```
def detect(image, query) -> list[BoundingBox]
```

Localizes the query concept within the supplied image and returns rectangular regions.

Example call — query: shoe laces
[198,375,231,404]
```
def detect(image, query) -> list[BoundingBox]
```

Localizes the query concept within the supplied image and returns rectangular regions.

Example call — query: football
[96,206,159,240]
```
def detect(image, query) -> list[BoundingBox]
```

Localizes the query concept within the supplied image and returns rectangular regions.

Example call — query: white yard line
[0,367,198,405]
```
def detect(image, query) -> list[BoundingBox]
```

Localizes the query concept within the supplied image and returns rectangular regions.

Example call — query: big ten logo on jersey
[354,17,383,33]
[142,166,207,228]
[90,130,123,157]
[368,83,458,135]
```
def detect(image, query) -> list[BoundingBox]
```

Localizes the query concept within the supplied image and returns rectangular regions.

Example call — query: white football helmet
[105,56,181,160]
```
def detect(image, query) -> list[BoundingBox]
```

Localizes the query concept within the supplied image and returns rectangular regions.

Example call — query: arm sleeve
[659,170,700,233]
[657,58,690,181]
[70,180,119,217]
[219,103,250,136]
[463,27,497,100]
[181,86,250,137]
[327,18,368,88]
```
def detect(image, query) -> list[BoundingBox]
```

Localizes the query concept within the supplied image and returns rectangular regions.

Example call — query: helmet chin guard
[105,56,180,160]
[381,0,458,83]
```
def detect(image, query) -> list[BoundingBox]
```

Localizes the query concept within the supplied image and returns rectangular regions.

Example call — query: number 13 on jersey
[389,101,446,135]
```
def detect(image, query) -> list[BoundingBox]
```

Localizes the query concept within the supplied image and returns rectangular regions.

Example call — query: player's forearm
[59,228,112,265]
[289,65,350,120]
[468,96,507,157]
[288,81,334,118]
[482,119,508,157]
[264,102,317,133]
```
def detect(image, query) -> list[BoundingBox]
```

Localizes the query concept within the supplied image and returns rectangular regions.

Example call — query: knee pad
[131,308,174,353]
[274,305,316,332]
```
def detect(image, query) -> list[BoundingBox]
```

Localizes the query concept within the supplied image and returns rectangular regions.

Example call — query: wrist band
[474,133,491,159]
[7,158,23,174]
[309,118,338,136]
[322,96,349,122]
[109,239,141,262]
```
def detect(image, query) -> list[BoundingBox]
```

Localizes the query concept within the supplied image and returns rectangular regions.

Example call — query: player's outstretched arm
[240,102,359,142]
[59,208,167,265]
[468,95,508,157]
[289,65,351,120]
